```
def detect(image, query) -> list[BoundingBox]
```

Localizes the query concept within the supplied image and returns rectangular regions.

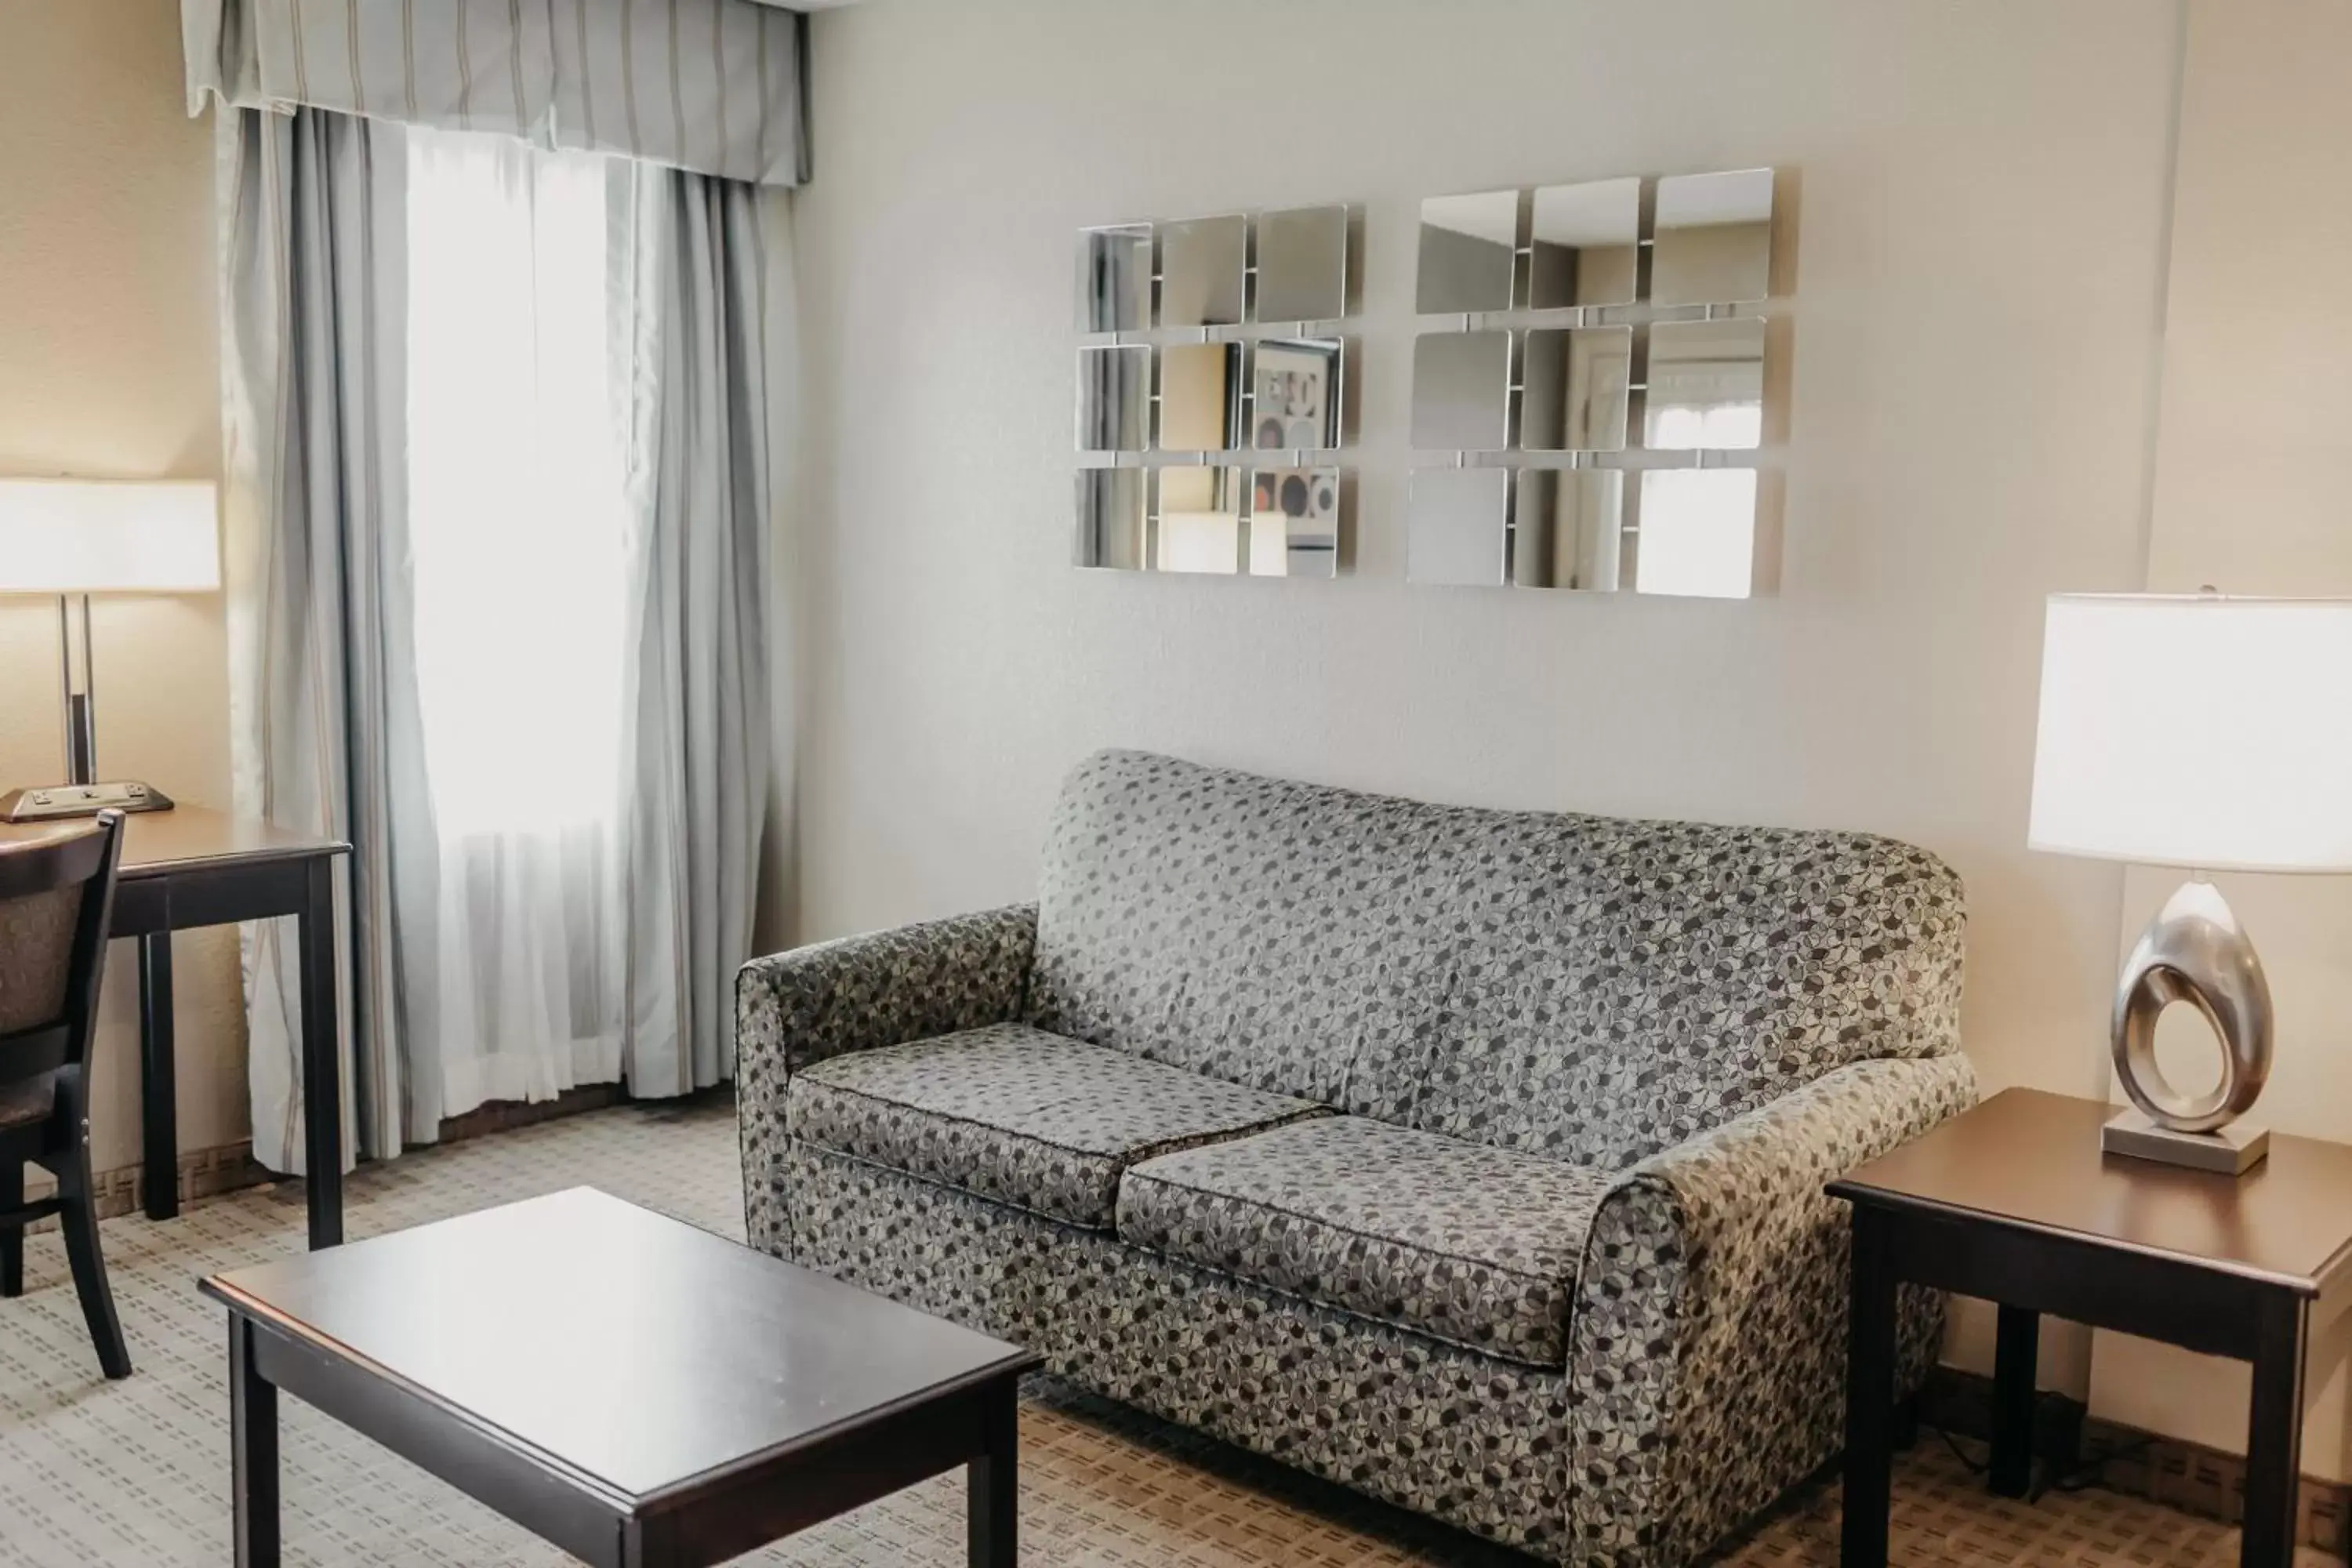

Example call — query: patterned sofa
[737,750,1973,1564]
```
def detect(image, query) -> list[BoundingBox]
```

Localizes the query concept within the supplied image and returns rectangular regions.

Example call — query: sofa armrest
[735,903,1036,1255]
[1566,1053,1977,1566]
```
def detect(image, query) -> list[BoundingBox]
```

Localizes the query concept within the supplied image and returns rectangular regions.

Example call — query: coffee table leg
[230,1317,280,1568]
[1841,1206,1895,1568]
[967,1381,1018,1567]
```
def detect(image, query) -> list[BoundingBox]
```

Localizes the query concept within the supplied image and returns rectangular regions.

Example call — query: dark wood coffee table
[198,1187,1040,1566]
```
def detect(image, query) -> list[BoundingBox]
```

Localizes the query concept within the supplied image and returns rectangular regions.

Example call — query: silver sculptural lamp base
[2102,877,2274,1176]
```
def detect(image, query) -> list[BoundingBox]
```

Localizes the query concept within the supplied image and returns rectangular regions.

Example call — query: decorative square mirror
[1159,342,1243,452]
[1415,190,1519,314]
[1249,467,1341,578]
[1076,223,1152,333]
[1520,326,1632,452]
[1076,345,1150,452]
[1651,169,1774,306]
[1643,318,1765,450]
[1160,214,1247,328]
[1636,468,1759,597]
[1527,178,1641,310]
[1251,338,1343,451]
[1254,205,1348,324]
[1406,467,1508,586]
[1511,469,1627,590]
[1156,467,1246,574]
[1074,468,1148,570]
[1411,331,1512,452]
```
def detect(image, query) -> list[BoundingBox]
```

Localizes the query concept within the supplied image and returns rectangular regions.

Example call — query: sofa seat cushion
[1116,1116,1612,1365]
[786,1023,1327,1229]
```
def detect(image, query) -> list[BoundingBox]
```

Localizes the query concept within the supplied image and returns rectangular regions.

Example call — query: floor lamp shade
[0,479,220,594]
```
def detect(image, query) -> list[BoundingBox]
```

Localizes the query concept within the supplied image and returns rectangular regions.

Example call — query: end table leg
[296,857,343,1250]
[967,1381,1019,1567]
[1842,1207,1896,1568]
[230,1317,280,1568]
[2243,1293,2308,1568]
[1990,1303,2040,1497]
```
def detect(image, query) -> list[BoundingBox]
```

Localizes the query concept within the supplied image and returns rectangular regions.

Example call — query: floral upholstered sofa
[737,750,1973,1565]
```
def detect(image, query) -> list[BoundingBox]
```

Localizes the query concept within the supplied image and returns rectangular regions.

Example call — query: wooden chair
[0,810,129,1378]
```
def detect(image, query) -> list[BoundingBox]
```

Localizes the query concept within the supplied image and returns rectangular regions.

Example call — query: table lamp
[2028,592,2352,1174]
[0,477,220,822]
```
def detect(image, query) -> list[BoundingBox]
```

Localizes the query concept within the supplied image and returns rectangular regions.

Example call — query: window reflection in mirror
[1635,469,1758,598]
[1643,318,1764,451]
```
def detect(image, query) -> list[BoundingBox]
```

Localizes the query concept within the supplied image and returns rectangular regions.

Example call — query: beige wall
[0,0,241,1173]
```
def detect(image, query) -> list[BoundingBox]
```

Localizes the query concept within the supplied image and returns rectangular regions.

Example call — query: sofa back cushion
[1029,750,1965,1169]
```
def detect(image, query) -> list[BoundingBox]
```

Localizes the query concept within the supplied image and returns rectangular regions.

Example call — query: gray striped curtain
[183,0,810,187]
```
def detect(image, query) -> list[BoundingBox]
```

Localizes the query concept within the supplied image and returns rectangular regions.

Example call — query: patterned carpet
[0,1098,2324,1566]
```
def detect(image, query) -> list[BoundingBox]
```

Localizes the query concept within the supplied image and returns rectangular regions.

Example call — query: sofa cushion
[786,1023,1326,1229]
[1116,1116,1611,1366]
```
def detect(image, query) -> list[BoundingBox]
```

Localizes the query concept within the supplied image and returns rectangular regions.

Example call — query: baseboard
[1922,1364,2350,1553]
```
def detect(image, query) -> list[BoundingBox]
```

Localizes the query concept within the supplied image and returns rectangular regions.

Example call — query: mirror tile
[1074,468,1148,570]
[1251,338,1343,451]
[1416,190,1519,314]
[1512,469,1627,590]
[1527,178,1641,310]
[1160,215,1247,328]
[1076,344,1150,452]
[1652,169,1774,306]
[1520,326,1632,452]
[1156,467,1246,574]
[1249,468,1341,578]
[1636,468,1759,598]
[1076,223,1152,333]
[1643,318,1765,451]
[1158,342,1244,452]
[1411,331,1512,452]
[1254,205,1348,324]
[1406,467,1508,586]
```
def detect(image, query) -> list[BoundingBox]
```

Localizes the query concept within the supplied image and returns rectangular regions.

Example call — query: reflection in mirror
[1416,190,1519,314]
[1159,342,1243,452]
[1643,318,1765,450]
[1249,468,1341,578]
[1406,467,1508,586]
[1512,469,1626,590]
[1255,205,1348,323]
[1074,468,1148,570]
[1160,215,1247,328]
[1636,468,1758,598]
[1527,179,1640,310]
[1156,468,1245,574]
[1076,345,1150,452]
[1411,332,1512,451]
[1077,223,1152,332]
[1521,326,1632,452]
[1252,339,1343,451]
[1652,169,1773,306]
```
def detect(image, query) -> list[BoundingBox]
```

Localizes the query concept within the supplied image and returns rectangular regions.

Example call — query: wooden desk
[0,808,350,1250]
[1830,1087,2352,1568]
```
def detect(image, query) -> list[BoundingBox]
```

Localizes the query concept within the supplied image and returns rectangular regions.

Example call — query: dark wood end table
[2,806,349,1248]
[199,1187,1042,1567]
[1831,1087,2352,1568]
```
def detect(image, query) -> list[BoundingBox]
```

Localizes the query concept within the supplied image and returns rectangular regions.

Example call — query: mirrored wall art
[1160,214,1247,328]
[1074,468,1148,570]
[1158,342,1244,452]
[1077,223,1153,333]
[1254,205,1348,324]
[1156,467,1246,574]
[1076,345,1150,452]
[1527,178,1641,310]
[1643,318,1765,450]
[1416,190,1519,314]
[1411,331,1512,451]
[1651,169,1774,307]
[1406,467,1508,586]
[1252,338,1342,451]
[1512,469,1627,590]
[1250,467,1341,578]
[1520,325,1632,452]
[1636,468,1759,598]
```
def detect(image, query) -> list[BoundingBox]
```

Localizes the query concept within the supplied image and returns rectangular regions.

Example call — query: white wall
[789,0,2186,1395]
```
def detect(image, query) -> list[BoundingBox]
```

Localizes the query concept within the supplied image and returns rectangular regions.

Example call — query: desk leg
[296,858,342,1250]
[2243,1292,2309,1568]
[967,1379,1019,1568]
[230,1316,280,1568]
[139,933,178,1221]
[1990,1303,2039,1497]
[1842,1207,1896,1568]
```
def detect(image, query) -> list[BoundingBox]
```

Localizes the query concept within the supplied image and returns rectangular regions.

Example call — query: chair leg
[53,1144,130,1379]
[1,1160,21,1298]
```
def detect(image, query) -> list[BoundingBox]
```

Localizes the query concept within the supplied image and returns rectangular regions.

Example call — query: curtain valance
[183,0,809,187]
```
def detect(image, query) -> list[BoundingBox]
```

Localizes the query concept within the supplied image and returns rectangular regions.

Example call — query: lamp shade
[2028,593,2352,873]
[0,478,220,594]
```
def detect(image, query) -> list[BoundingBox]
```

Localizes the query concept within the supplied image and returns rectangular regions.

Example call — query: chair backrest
[0,813,124,1097]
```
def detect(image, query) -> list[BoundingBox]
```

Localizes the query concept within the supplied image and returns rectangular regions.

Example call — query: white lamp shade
[0,478,220,593]
[2028,593,2352,873]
